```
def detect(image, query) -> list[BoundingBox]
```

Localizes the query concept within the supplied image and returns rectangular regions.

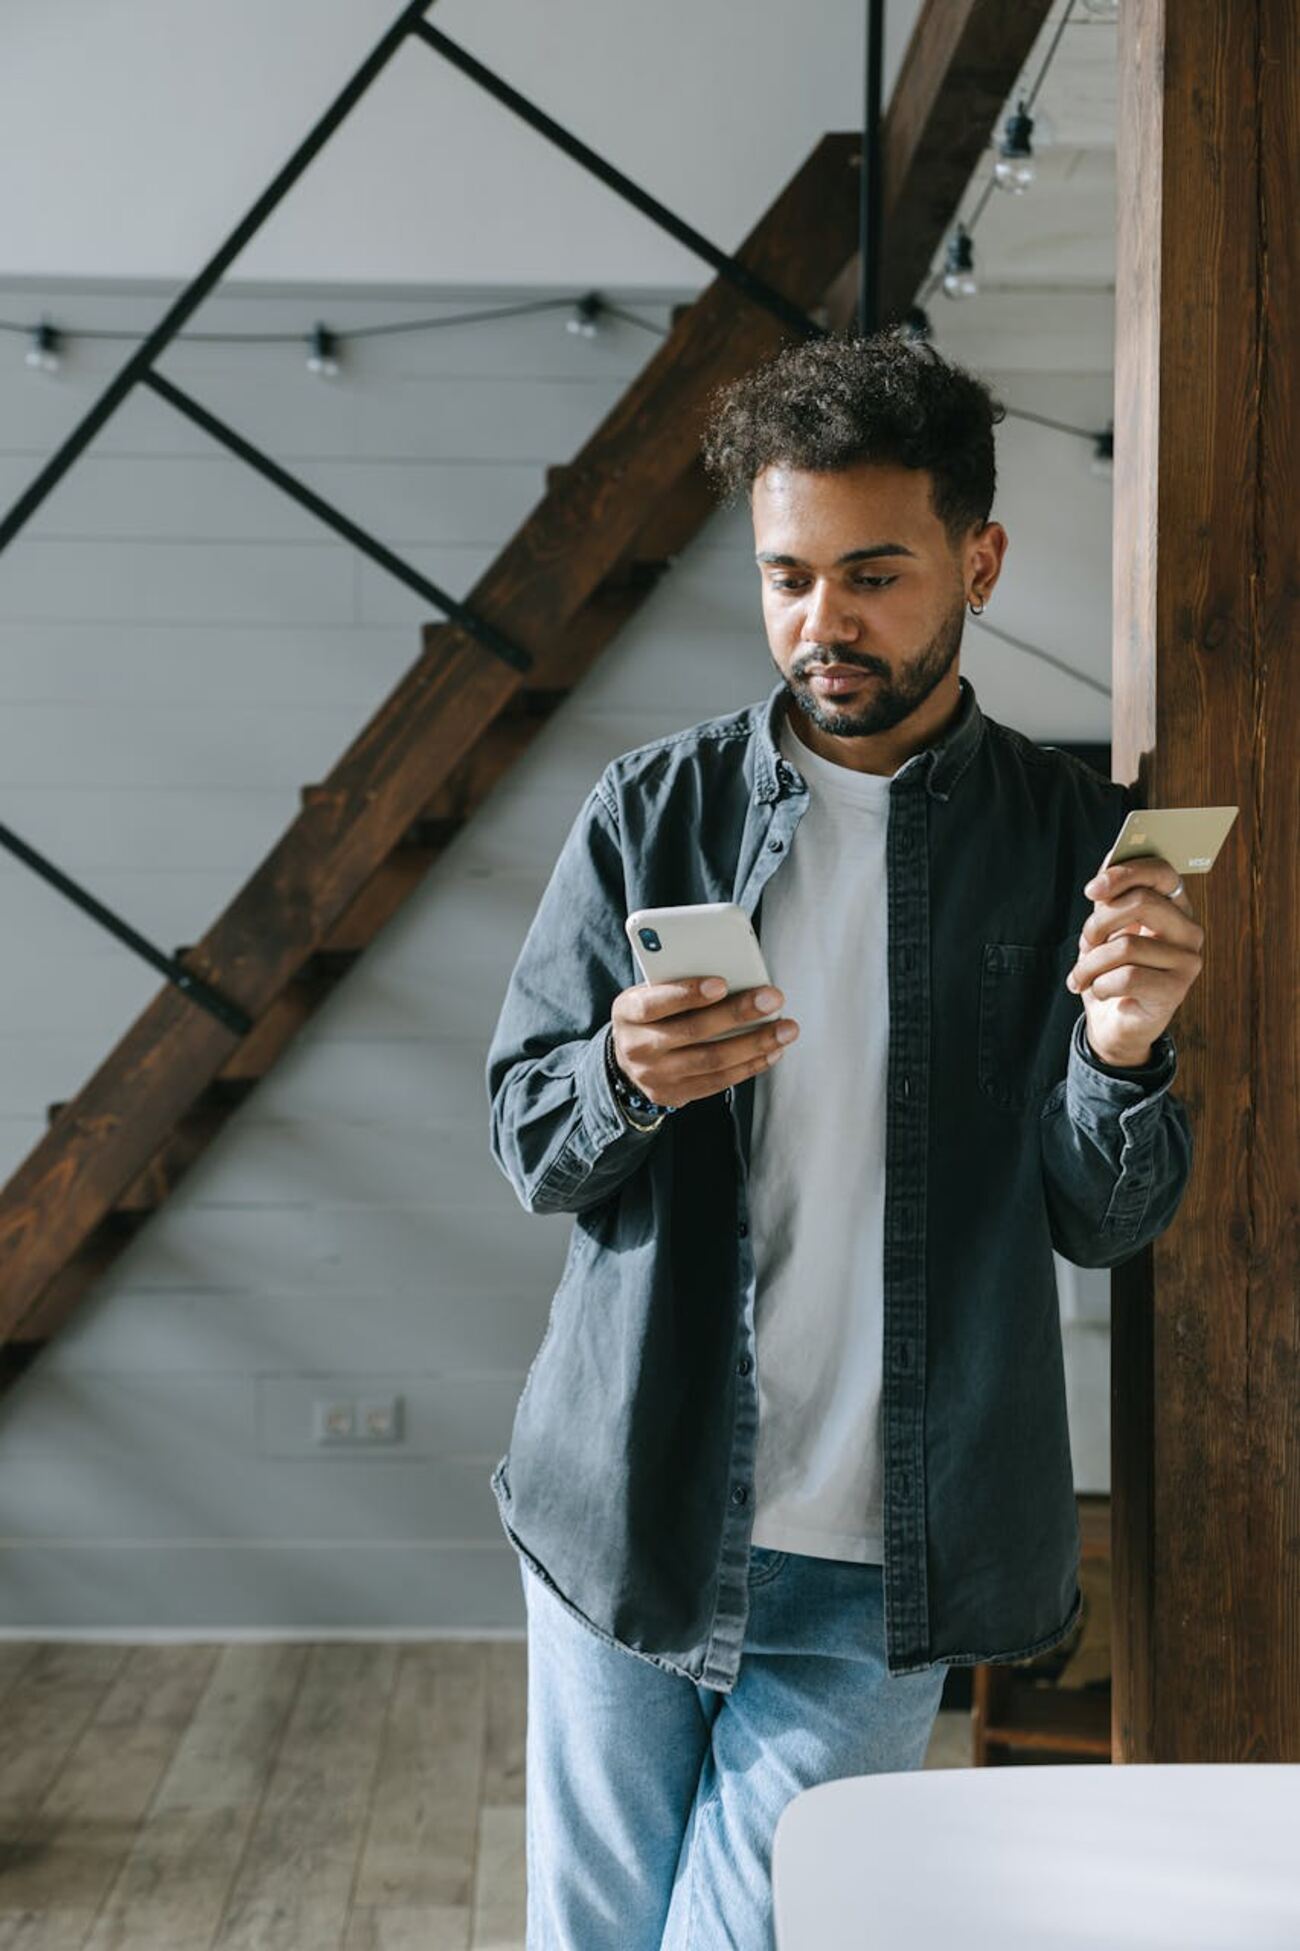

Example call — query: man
[485,330,1199,1950]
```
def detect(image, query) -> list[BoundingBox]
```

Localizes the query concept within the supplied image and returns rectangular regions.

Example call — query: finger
[659,1017,798,1081]
[656,1036,793,1110]
[618,975,750,1024]
[1079,887,1205,953]
[1085,854,1192,916]
[1087,963,1187,1005]
[632,1003,795,1078]
[641,988,787,1057]
[1069,936,1201,995]
[1071,936,1195,989]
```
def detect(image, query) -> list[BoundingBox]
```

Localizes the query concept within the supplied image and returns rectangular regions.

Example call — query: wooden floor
[0,1640,973,1949]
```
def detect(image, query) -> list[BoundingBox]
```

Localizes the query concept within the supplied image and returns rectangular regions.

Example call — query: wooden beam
[1110,0,1299,1761]
[0,133,860,1343]
[823,0,1055,332]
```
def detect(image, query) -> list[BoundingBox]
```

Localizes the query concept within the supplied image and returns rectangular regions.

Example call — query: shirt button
[731,1484,749,1506]
[767,836,784,852]
[736,1356,752,1376]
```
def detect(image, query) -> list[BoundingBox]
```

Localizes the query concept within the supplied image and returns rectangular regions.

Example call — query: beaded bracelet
[603,1024,676,1126]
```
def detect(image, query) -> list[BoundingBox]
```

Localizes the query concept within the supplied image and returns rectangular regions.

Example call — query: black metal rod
[0,820,253,1036]
[0,0,437,558]
[140,370,533,673]
[859,0,885,333]
[411,21,823,342]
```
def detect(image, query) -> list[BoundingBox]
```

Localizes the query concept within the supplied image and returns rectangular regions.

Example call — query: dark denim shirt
[485,676,1193,1688]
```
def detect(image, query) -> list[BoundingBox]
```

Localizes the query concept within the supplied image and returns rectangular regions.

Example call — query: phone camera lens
[638,928,662,952]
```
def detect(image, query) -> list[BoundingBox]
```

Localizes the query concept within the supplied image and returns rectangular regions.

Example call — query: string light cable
[896,307,1113,474]
[0,285,1111,464]
[925,0,1090,306]
[0,293,1111,694]
[0,290,672,377]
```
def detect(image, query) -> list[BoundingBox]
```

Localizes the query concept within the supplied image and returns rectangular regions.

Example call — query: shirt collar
[752,673,985,804]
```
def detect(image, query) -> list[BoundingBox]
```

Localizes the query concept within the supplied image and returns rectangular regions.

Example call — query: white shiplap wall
[0,279,1112,1630]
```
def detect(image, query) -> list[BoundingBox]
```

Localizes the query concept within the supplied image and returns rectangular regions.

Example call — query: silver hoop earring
[968,595,985,616]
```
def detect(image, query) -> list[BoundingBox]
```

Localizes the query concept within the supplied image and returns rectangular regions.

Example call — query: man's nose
[801,579,858,642]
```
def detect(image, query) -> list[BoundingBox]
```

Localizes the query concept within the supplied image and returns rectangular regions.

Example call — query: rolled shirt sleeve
[485,779,660,1216]
[1039,1012,1194,1267]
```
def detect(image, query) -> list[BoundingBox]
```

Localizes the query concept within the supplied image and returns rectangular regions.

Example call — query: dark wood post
[1110,0,1299,1761]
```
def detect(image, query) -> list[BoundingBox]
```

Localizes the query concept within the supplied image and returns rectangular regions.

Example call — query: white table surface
[772,1763,1300,1950]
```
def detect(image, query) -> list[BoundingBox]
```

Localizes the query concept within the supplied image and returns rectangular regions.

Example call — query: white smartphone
[624,901,780,1043]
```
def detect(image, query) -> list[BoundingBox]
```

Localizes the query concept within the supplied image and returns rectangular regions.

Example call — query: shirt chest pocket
[977,937,1080,1108]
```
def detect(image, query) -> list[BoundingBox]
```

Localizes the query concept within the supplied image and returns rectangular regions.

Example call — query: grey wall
[0,278,1112,1631]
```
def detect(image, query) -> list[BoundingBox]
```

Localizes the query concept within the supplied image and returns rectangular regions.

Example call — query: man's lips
[804,664,878,687]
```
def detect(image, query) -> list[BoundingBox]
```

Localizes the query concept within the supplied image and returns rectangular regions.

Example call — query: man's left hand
[1066,853,1204,1068]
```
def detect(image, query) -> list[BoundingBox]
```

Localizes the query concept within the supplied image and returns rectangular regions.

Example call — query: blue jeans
[520,1545,949,1950]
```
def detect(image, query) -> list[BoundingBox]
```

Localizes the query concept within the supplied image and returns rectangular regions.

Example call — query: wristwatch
[604,1024,673,1132]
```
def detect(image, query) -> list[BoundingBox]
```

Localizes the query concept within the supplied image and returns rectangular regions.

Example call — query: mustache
[797,654,887,677]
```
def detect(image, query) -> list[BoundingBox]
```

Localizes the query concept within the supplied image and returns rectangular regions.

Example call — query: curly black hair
[700,328,1005,552]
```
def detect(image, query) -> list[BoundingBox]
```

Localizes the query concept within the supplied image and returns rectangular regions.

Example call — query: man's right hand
[610,978,800,1111]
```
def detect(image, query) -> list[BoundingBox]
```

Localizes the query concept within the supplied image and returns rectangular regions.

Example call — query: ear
[968,520,1009,594]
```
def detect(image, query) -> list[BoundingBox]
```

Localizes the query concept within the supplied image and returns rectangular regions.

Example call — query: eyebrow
[755,544,918,566]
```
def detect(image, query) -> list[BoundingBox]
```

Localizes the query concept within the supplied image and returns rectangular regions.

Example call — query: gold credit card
[1105,806,1239,875]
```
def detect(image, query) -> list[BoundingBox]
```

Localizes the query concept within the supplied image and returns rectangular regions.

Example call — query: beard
[772,591,964,740]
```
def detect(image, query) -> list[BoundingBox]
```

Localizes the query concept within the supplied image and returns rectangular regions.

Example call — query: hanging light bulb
[566,292,603,339]
[1028,104,1058,150]
[26,320,62,373]
[1082,0,1119,19]
[994,100,1036,193]
[1090,422,1114,480]
[306,323,339,377]
[941,225,978,300]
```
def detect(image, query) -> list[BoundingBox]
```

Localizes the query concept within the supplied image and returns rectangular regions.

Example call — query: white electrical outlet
[312,1397,356,1444]
[357,1395,403,1444]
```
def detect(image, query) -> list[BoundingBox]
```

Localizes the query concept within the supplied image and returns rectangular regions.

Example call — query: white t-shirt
[747,705,893,1563]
